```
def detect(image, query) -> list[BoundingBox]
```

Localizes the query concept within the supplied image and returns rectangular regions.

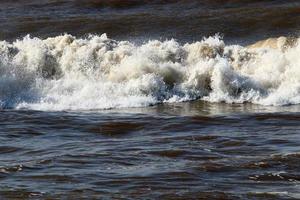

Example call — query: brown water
[1,1,300,199]
[1,0,300,43]
[1,102,300,199]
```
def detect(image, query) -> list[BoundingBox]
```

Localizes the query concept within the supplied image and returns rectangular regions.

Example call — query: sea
[1,0,300,199]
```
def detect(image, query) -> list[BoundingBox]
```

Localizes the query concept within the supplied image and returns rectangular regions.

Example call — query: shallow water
[1,102,300,199]
[1,0,300,43]
[1,1,300,199]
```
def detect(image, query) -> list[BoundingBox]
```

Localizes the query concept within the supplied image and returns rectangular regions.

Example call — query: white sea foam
[0,34,299,110]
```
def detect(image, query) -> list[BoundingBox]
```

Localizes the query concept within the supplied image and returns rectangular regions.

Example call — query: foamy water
[2,2,300,200]
[0,34,300,110]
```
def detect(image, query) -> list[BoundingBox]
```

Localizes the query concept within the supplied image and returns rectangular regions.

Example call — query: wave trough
[0,34,299,110]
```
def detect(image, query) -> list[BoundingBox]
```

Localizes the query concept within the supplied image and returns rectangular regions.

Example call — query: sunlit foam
[0,34,299,110]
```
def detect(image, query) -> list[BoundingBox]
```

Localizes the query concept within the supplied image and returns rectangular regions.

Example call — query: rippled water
[1,0,300,43]
[1,1,300,199]
[1,102,300,199]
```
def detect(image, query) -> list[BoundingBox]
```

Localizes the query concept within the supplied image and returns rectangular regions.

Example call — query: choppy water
[1,1,300,199]
[2,103,300,199]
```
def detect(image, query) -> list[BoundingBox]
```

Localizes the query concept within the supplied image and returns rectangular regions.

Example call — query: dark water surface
[1,102,300,199]
[1,1,300,199]
[1,0,300,43]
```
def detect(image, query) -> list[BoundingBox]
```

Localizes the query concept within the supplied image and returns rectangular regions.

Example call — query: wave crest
[0,34,299,110]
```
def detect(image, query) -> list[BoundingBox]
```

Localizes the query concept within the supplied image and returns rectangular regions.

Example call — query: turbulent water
[1,1,300,199]
[2,34,300,110]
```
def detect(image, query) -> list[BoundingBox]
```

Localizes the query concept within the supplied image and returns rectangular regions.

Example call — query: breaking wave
[0,33,299,110]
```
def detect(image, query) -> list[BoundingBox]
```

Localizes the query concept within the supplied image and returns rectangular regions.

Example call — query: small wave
[0,34,299,110]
